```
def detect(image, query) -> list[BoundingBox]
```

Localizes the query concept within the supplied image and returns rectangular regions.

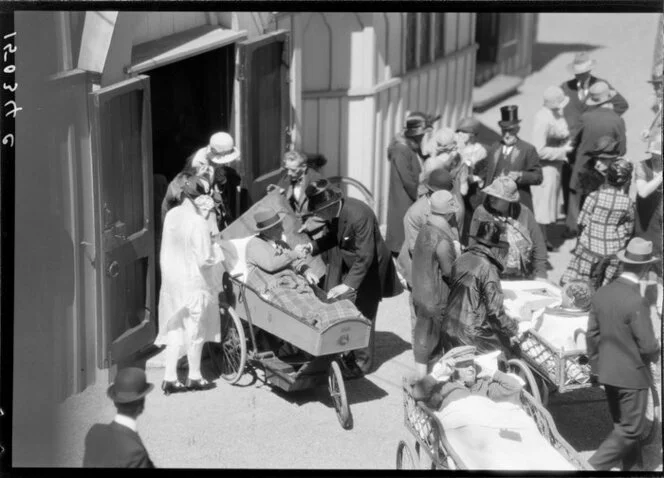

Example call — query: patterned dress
[561,184,634,288]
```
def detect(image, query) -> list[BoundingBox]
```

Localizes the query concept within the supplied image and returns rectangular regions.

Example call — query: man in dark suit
[565,82,627,235]
[385,112,439,254]
[477,105,543,212]
[560,52,628,235]
[301,179,403,376]
[274,150,324,216]
[83,368,155,468]
[586,237,661,471]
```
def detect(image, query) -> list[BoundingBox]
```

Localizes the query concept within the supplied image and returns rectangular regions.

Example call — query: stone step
[472,74,524,111]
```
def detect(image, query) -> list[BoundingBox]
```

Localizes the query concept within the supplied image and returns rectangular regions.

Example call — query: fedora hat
[588,135,621,159]
[470,220,509,250]
[207,132,240,165]
[498,105,521,129]
[585,82,616,107]
[616,237,659,264]
[425,168,454,192]
[482,176,520,203]
[543,86,570,110]
[567,52,596,75]
[107,367,154,404]
[305,179,343,214]
[456,117,481,136]
[253,209,285,232]
[429,190,460,216]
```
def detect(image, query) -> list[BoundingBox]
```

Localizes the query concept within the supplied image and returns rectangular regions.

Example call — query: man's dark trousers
[589,385,648,470]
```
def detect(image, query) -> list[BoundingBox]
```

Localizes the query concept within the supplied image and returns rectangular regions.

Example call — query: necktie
[577,82,587,102]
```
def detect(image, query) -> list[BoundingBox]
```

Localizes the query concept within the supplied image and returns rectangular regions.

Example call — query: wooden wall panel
[385,12,402,77]
[445,12,458,56]
[345,97,375,200]
[326,13,362,91]
[458,13,473,49]
[132,12,211,46]
[302,98,319,156]
[302,13,331,92]
[374,13,388,84]
[317,98,341,177]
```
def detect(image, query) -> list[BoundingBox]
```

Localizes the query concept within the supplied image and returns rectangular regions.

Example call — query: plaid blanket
[246,268,363,330]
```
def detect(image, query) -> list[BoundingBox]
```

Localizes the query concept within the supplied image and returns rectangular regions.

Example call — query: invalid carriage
[205,190,370,430]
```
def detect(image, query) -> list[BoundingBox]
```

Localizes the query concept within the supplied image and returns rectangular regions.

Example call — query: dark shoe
[339,357,364,380]
[545,241,558,252]
[186,378,213,391]
[161,380,187,396]
[561,228,578,239]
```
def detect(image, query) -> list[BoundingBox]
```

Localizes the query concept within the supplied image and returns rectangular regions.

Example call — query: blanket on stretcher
[436,395,575,471]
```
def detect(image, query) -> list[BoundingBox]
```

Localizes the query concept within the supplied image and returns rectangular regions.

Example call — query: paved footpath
[55,13,662,470]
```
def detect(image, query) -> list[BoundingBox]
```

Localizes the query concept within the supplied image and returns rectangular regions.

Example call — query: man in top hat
[478,105,543,213]
[586,237,661,471]
[443,221,520,360]
[565,91,627,236]
[274,150,324,217]
[386,111,440,254]
[411,190,460,378]
[301,179,403,376]
[83,367,155,468]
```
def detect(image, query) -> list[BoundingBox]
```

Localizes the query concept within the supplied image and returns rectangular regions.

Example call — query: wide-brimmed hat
[567,52,596,75]
[498,105,521,130]
[429,190,460,216]
[254,209,285,232]
[424,168,454,192]
[403,112,440,137]
[588,135,621,159]
[107,367,154,404]
[616,237,659,264]
[456,117,481,136]
[305,179,343,214]
[470,221,509,250]
[543,86,570,110]
[482,176,520,203]
[207,132,240,165]
[585,82,616,107]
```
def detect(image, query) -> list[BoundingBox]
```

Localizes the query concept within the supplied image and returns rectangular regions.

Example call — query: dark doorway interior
[149,44,235,181]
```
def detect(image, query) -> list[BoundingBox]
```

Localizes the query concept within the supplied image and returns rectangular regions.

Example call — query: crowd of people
[82,49,662,471]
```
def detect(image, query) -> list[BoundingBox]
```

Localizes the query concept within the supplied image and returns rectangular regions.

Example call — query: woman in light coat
[156,175,225,395]
[530,86,574,251]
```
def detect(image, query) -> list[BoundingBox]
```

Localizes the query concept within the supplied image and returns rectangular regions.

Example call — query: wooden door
[90,76,156,369]
[476,13,500,63]
[496,13,519,62]
[237,30,291,201]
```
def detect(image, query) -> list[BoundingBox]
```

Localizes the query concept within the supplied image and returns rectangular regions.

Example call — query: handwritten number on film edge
[2,31,17,148]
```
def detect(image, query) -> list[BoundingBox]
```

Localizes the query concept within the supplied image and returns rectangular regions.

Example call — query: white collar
[619,273,641,285]
[114,414,137,432]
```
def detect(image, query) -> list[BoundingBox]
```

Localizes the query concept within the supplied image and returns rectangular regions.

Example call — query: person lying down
[243,209,363,330]
[411,346,576,471]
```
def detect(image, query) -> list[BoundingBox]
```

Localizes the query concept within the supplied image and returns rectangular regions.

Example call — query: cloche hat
[207,132,240,165]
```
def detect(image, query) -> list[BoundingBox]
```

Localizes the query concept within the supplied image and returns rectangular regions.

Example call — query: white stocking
[163,332,181,383]
[187,341,204,381]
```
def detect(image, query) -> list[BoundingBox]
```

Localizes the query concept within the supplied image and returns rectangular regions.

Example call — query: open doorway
[147,44,235,302]
[474,13,519,87]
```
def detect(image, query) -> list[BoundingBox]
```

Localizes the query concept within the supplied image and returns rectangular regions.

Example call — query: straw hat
[253,209,285,232]
[567,52,596,75]
[616,237,659,264]
[207,132,240,165]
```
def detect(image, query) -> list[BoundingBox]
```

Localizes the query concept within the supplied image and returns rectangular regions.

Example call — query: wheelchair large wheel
[396,440,417,469]
[507,358,541,405]
[207,306,247,384]
[642,384,661,444]
[328,360,352,429]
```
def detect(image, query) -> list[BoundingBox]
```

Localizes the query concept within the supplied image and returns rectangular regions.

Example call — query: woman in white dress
[156,175,225,395]
[530,86,574,251]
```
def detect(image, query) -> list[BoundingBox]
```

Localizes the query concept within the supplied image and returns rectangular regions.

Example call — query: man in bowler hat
[83,367,155,468]
[476,105,543,212]
[301,179,403,377]
[586,237,661,470]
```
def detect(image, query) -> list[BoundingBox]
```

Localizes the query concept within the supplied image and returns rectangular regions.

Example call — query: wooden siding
[132,12,210,46]
[497,13,536,78]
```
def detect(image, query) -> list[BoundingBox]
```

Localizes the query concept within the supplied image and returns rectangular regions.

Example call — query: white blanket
[436,396,575,470]
[533,310,588,352]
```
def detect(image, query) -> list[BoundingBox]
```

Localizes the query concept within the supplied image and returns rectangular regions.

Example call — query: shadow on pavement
[475,121,503,147]
[548,221,571,251]
[373,331,412,372]
[531,42,602,73]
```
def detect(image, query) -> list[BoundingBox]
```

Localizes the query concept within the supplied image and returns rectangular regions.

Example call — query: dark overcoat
[477,138,543,212]
[386,135,423,253]
[586,277,660,390]
[312,197,403,305]
[83,422,155,468]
